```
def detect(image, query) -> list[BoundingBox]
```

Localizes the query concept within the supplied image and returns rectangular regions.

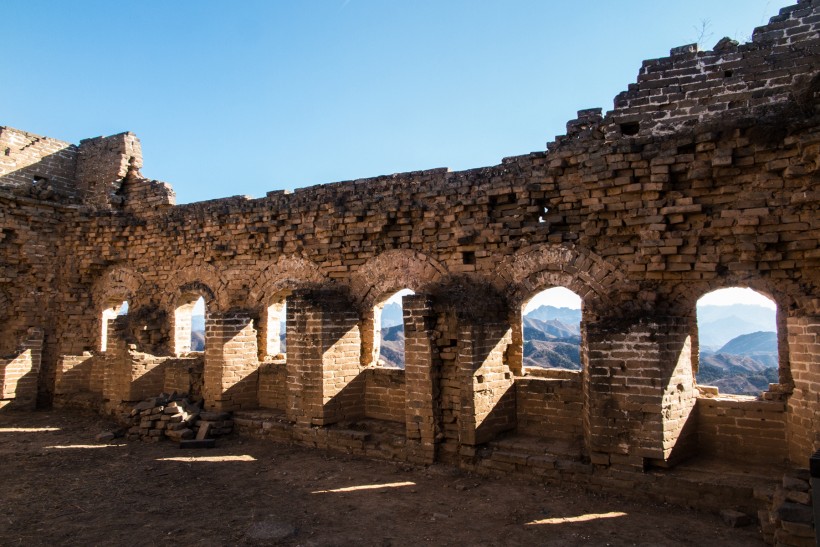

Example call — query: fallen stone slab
[95,431,116,443]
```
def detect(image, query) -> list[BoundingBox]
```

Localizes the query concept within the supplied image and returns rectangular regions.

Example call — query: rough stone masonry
[1,1,819,543]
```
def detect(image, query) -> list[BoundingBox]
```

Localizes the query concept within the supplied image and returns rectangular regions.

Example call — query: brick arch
[350,249,447,367]
[496,244,626,375]
[247,255,328,307]
[92,265,145,308]
[349,249,448,310]
[498,244,625,315]
[667,276,801,390]
[164,263,229,313]
[90,266,147,353]
[666,276,801,318]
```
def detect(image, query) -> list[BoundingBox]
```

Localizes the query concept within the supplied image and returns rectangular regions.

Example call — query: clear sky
[3,1,792,204]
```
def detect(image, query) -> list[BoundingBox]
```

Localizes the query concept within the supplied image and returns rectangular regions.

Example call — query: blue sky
[3,1,792,204]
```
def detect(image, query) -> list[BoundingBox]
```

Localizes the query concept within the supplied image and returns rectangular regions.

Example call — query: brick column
[457,322,515,448]
[102,318,166,404]
[286,290,363,426]
[0,327,43,410]
[403,295,440,464]
[203,311,260,411]
[586,315,697,470]
[786,315,820,463]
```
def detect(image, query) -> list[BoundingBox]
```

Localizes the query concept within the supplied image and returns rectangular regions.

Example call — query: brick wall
[286,290,364,426]
[0,327,42,409]
[203,312,260,411]
[363,368,406,423]
[457,323,515,447]
[786,315,820,461]
[587,316,697,469]
[0,127,78,200]
[403,296,440,463]
[697,397,787,464]
[258,360,287,410]
[75,132,143,208]
[516,371,583,441]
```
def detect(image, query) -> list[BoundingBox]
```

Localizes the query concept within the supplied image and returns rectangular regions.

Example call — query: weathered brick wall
[403,295,440,463]
[54,353,95,395]
[586,316,697,469]
[258,360,287,410]
[0,327,42,409]
[515,372,583,441]
[363,368,406,423]
[457,323,515,447]
[163,356,204,399]
[786,315,820,461]
[286,290,364,426]
[607,1,820,140]
[697,397,787,464]
[203,312,259,411]
[0,127,78,200]
[74,132,143,209]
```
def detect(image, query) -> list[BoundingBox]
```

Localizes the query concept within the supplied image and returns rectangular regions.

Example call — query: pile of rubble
[120,393,234,443]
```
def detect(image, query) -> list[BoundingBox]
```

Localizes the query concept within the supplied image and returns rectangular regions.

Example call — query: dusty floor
[0,409,763,546]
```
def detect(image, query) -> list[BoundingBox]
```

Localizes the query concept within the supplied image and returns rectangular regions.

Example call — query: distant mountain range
[378,323,406,368]
[526,306,582,328]
[698,304,775,349]
[522,314,581,370]
[697,329,778,395]
[381,302,404,328]
[192,315,205,351]
[698,352,778,396]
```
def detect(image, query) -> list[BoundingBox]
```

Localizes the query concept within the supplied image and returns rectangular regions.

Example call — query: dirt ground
[0,409,763,546]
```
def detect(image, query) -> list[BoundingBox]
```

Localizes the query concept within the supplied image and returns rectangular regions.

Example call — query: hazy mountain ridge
[522,307,581,370]
[381,302,404,328]
[717,331,776,355]
[697,304,775,348]
[525,306,581,332]
[378,324,405,368]
[698,352,778,396]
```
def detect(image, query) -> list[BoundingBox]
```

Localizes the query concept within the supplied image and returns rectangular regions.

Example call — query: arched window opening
[374,289,414,369]
[175,294,206,355]
[521,287,582,370]
[100,299,128,352]
[695,287,778,396]
[266,295,289,359]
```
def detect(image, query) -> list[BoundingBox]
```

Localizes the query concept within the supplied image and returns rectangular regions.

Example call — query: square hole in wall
[462,251,476,265]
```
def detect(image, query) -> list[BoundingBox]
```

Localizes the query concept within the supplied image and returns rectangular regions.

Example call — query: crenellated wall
[1,0,819,527]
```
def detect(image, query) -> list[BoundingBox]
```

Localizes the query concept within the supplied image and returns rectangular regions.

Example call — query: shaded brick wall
[515,372,583,441]
[258,361,287,410]
[0,328,42,410]
[786,315,820,461]
[363,368,406,423]
[697,397,787,464]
